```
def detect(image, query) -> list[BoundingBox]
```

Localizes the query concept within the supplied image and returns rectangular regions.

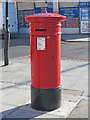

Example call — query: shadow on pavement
[61,63,89,73]
[1,80,30,90]
[2,103,47,119]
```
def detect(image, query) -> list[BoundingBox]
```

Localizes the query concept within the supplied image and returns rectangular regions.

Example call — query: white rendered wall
[3,2,18,33]
[0,2,3,30]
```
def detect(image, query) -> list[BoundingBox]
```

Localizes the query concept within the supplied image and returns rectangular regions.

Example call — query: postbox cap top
[26,12,66,18]
[25,9,66,23]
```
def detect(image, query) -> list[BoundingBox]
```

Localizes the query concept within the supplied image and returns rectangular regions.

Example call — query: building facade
[1,0,90,34]
[1,2,18,32]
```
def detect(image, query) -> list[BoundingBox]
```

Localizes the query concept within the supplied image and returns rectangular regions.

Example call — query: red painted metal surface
[26,9,66,89]
[26,10,66,24]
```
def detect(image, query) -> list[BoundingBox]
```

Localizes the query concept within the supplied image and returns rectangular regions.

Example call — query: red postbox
[25,9,66,111]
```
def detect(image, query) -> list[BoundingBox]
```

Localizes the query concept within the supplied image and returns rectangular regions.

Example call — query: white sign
[81,8,90,33]
[81,21,90,33]
[37,37,45,50]
[53,0,59,13]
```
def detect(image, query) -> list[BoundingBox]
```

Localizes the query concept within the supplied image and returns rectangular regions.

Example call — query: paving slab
[2,70,30,84]
[68,99,88,118]
[2,82,30,90]
[61,59,88,67]
[62,75,88,92]
[61,89,83,96]
[61,64,88,76]
[61,60,88,92]
[35,113,63,118]
[45,94,82,118]
[1,103,19,118]
[2,89,83,119]
[72,79,88,92]
[2,62,30,72]
[2,83,30,96]
[5,108,47,118]
[2,57,31,84]
[2,87,30,106]
[61,75,81,89]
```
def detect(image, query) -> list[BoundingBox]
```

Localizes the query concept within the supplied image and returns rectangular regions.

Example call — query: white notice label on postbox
[37,37,45,50]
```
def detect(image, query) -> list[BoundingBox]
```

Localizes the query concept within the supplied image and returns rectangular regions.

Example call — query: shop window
[60,7,79,28]
[18,9,34,28]
[62,17,79,28]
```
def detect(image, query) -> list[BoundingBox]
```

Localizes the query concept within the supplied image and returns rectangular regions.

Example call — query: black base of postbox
[31,86,61,111]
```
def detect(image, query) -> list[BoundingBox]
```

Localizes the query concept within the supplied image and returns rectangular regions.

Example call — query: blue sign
[81,8,90,21]
[35,8,48,13]
[35,8,53,13]
[59,7,79,18]
[35,8,41,13]
[48,8,53,13]
[79,2,90,8]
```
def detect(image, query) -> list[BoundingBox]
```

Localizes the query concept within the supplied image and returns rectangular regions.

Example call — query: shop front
[17,2,35,33]
[79,1,90,34]
[59,7,79,34]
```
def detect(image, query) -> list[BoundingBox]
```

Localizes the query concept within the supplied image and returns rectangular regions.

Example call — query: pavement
[61,34,89,42]
[0,55,89,119]
[0,34,89,119]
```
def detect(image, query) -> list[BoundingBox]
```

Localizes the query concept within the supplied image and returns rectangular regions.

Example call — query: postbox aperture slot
[35,29,47,31]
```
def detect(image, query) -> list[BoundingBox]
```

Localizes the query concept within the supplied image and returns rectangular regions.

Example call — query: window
[18,9,34,28]
[60,7,79,28]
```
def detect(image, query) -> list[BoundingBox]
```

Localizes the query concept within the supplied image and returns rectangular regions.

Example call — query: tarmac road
[0,37,89,61]
[61,41,88,60]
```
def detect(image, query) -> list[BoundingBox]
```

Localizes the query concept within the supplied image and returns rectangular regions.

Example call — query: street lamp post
[53,0,59,13]
[4,1,9,66]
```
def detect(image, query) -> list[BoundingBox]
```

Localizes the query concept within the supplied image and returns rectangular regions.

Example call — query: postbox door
[31,35,61,89]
